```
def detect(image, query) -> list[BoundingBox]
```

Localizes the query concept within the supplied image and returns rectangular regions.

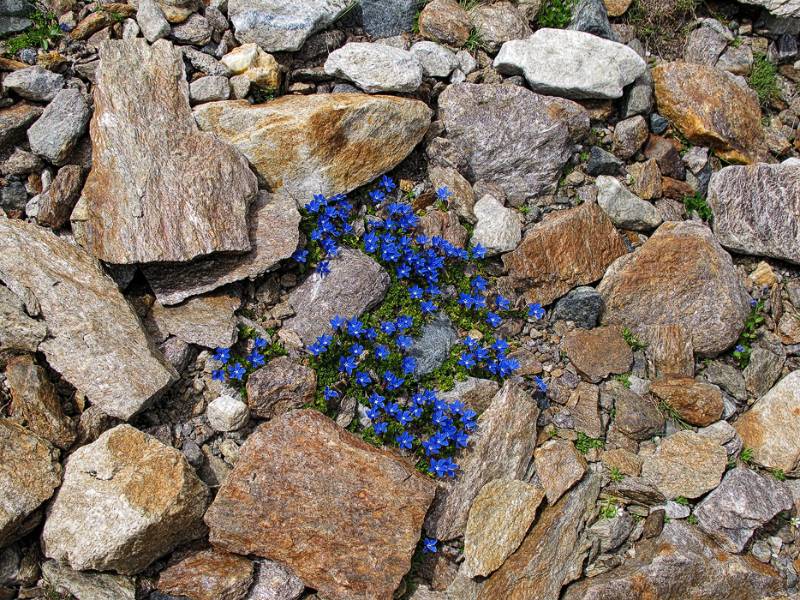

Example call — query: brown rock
[0,102,42,149]
[628,158,662,199]
[245,356,316,420]
[608,381,664,441]
[778,310,800,345]
[158,550,254,600]
[6,354,76,450]
[604,0,633,15]
[561,325,633,383]
[642,135,685,180]
[598,221,751,356]
[0,420,62,547]
[649,377,724,426]
[72,39,257,264]
[612,115,649,159]
[148,287,241,348]
[534,439,588,504]
[601,448,642,476]
[469,1,531,52]
[205,410,435,600]
[636,324,694,378]
[661,176,694,200]
[417,209,468,248]
[428,166,475,223]
[418,0,471,46]
[70,4,136,40]
[502,203,627,306]
[0,284,46,353]
[37,165,83,229]
[653,62,768,164]
[193,94,431,206]
[563,382,602,438]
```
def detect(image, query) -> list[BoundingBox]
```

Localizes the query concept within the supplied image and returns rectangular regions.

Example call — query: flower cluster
[293,192,355,276]
[210,334,284,386]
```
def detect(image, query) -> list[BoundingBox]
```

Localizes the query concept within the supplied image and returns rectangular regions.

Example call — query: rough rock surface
[27,88,90,165]
[408,312,458,376]
[246,560,305,600]
[502,203,627,305]
[0,218,176,420]
[653,62,768,163]
[437,84,573,203]
[649,377,724,426]
[469,1,531,52]
[158,549,254,600]
[494,28,646,99]
[0,420,62,547]
[204,410,435,600]
[324,42,423,93]
[637,324,694,378]
[534,439,588,503]
[552,286,604,329]
[598,221,750,356]
[470,194,522,256]
[284,249,389,346]
[143,192,300,305]
[595,175,662,231]
[2,66,64,102]
[0,284,46,352]
[194,94,431,206]
[37,165,83,229]
[708,160,800,265]
[72,39,257,264]
[736,0,799,19]
[42,425,209,574]
[148,288,241,348]
[418,0,471,46]
[41,560,136,600]
[207,395,250,432]
[561,325,633,383]
[245,356,316,419]
[610,382,665,440]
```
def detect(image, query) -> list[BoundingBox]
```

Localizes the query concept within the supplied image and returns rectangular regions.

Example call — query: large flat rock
[204,409,435,600]
[193,94,431,206]
[72,39,257,264]
[0,218,176,420]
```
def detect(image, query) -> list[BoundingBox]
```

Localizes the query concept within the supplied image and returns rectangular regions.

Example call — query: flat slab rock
[147,287,241,349]
[560,325,632,383]
[0,283,46,352]
[158,549,254,600]
[72,39,257,264]
[41,560,136,600]
[204,409,435,600]
[598,220,750,357]
[708,159,800,265]
[193,94,431,207]
[0,218,176,420]
[324,42,423,93]
[42,424,209,574]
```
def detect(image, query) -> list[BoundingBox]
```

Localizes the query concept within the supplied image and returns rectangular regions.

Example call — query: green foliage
[733,300,765,369]
[463,27,486,52]
[748,54,780,108]
[658,400,691,430]
[576,432,604,454]
[2,9,62,55]
[772,468,786,481]
[740,446,754,464]
[459,0,484,10]
[609,466,624,482]
[674,496,689,506]
[686,514,698,525]
[250,87,278,103]
[683,192,713,223]
[622,327,646,351]
[598,497,619,519]
[614,373,632,388]
[536,0,576,29]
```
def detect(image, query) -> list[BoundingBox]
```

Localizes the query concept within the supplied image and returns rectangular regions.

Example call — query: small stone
[470,194,521,256]
[170,13,212,45]
[27,88,90,164]
[469,1,531,52]
[428,166,475,222]
[552,286,604,329]
[568,0,617,41]
[0,284,46,352]
[418,0,471,46]
[743,335,785,398]
[608,381,665,440]
[561,325,633,383]
[245,356,316,419]
[1,147,43,176]
[613,115,649,159]
[183,47,231,77]
[643,134,685,180]
[627,158,662,199]
[324,42,422,93]
[148,288,241,349]
[535,439,588,503]
[649,377,724,427]
[410,40,458,77]
[586,146,623,175]
[137,0,170,42]
[245,560,305,600]
[2,66,64,102]
[621,68,654,118]
[588,511,635,552]
[596,175,662,231]
[408,312,458,376]
[207,395,249,432]
[158,549,254,600]
[221,44,281,89]
[702,360,746,401]
[190,75,231,103]
[230,74,251,98]
[603,0,632,16]
[37,164,83,229]
[684,19,732,66]
[359,0,417,37]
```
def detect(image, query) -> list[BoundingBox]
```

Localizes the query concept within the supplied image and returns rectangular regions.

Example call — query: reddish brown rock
[37,165,83,229]
[70,4,136,39]
[158,549,254,600]
[561,325,633,383]
[501,203,627,305]
[649,377,724,427]
[245,356,317,420]
[204,410,435,600]
[534,439,587,503]
[636,324,694,378]
[418,0,471,46]
[417,209,468,248]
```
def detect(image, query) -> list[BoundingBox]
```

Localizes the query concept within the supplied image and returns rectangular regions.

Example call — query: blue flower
[749,298,758,308]
[292,249,308,263]
[533,375,548,392]
[395,335,413,351]
[420,300,437,314]
[213,347,231,363]
[228,362,246,380]
[355,371,372,387]
[423,538,438,553]
[396,315,413,330]
[396,431,414,449]
[436,186,452,201]
[471,275,487,291]
[323,387,339,401]
[254,337,268,349]
[492,338,509,353]
[429,457,458,478]
[495,295,510,310]
[373,421,388,435]
[528,302,545,320]
[409,285,424,300]
[211,369,225,381]
[330,315,346,331]
[369,189,386,204]
[247,350,265,368]
[346,319,364,338]
[349,343,364,357]
[458,353,476,369]
[455,430,470,448]
[339,355,358,375]
[486,312,502,328]
[380,175,397,191]
[402,356,417,375]
[316,261,331,276]
[305,194,326,213]
[734,344,746,353]
[380,321,396,335]
[375,344,391,361]
[384,370,405,390]
[471,244,486,259]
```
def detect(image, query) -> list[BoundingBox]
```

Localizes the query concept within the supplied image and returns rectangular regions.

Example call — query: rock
[408,312,458,376]
[70,4,136,40]
[470,194,521,256]
[1,147,43,176]
[183,47,231,77]
[0,219,176,420]
[568,0,617,41]
[586,146,623,175]
[418,0,471,46]
[494,28,646,99]
[0,103,42,150]
[410,41,458,77]
[684,19,732,66]
[6,354,76,450]
[0,420,62,547]
[708,160,800,265]
[502,203,627,306]
[737,0,800,18]
[284,249,389,346]
[627,158,662,199]
[245,356,316,419]
[743,334,785,398]
[649,377,724,427]
[171,13,211,45]
[480,475,601,600]
[218,43,282,90]
[158,549,254,600]
[561,325,632,383]
[563,521,785,599]
[71,40,256,265]
[561,382,603,438]
[194,94,431,206]
[1,179,26,212]
[143,192,300,306]
[417,209,468,248]
[595,175,662,231]
[601,447,642,476]
[205,410,435,600]
[598,221,750,356]
[703,360,746,401]
[190,75,231,103]
[245,560,305,600]
[437,377,500,413]
[640,430,727,499]
[137,0,171,42]
[359,0,417,37]
[2,66,64,102]
[41,560,135,599]
[207,395,250,432]
[469,1,531,52]
[42,424,209,574]
[735,371,800,474]
[437,83,573,203]
[643,135,685,180]
[324,42,423,93]
[27,88,90,164]
[148,288,241,348]
[534,439,588,503]
[695,467,793,553]
[229,0,350,52]
[37,165,83,229]
[428,166,475,222]
[652,62,767,164]
[0,284,46,352]
[589,511,635,552]
[425,382,539,540]
[612,115,648,159]
[0,0,34,35]
[637,324,694,378]
[621,68,654,118]
[607,476,666,506]
[608,381,664,440]
[552,286,604,329]
[463,479,545,578]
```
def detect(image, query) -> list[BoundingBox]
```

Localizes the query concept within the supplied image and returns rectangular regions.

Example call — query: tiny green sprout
[622,327,646,351]
[686,514,698,525]
[682,192,713,223]
[614,373,632,388]
[740,447,754,464]
[790,516,800,529]
[659,400,691,430]
[610,467,624,482]
[674,496,689,506]
[598,497,619,519]
[772,469,786,481]
[576,431,604,454]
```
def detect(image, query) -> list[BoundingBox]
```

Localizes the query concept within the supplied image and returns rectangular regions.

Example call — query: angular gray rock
[229,0,351,52]
[469,1,531,52]
[284,249,389,346]
[0,102,42,150]
[410,41,458,78]
[147,287,241,348]
[27,89,90,164]
[71,39,257,265]
[596,175,662,231]
[41,560,136,600]
[246,559,305,600]
[359,0,417,37]
[695,467,793,553]
[137,0,170,42]
[708,160,800,265]
[143,192,300,305]
[0,284,46,352]
[2,66,64,102]
[171,13,212,45]
[0,218,176,420]
[0,0,34,35]
[470,194,522,256]
[736,0,799,18]
[207,395,250,432]
[324,42,423,93]
[438,83,573,203]
[189,75,231,103]
[568,0,617,41]
[408,312,458,376]
[494,28,646,99]
[552,286,603,329]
